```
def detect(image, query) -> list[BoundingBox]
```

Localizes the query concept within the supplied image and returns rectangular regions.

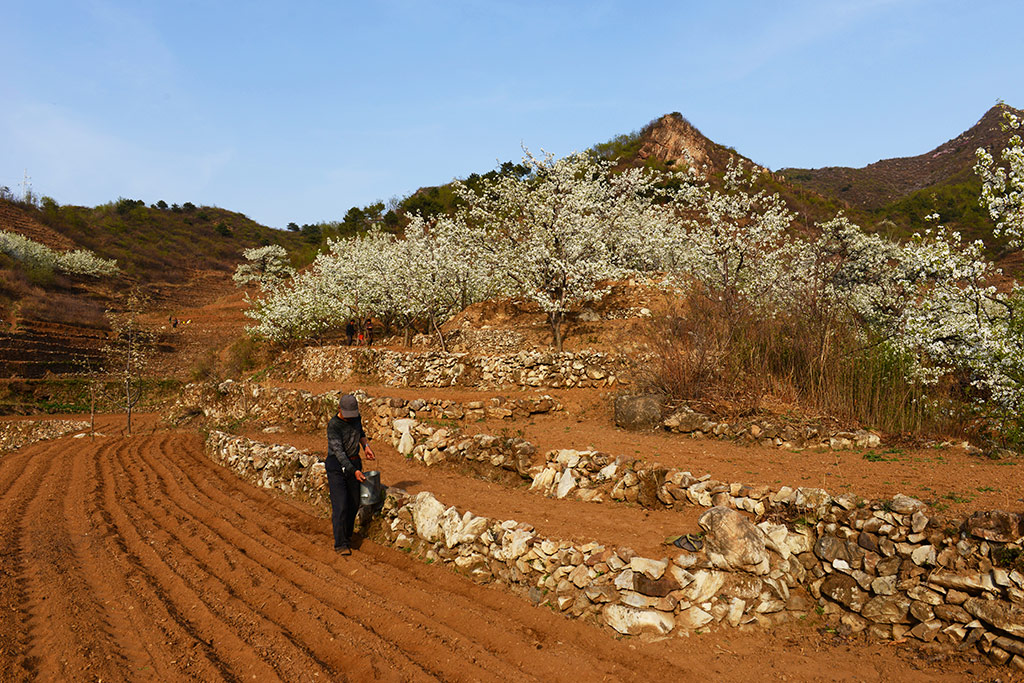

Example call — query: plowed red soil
[0,416,1003,681]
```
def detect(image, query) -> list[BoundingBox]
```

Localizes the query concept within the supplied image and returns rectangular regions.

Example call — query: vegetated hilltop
[18,198,306,285]
[0,196,302,385]
[778,103,1023,245]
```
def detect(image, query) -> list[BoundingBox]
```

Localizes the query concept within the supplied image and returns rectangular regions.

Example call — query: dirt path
[0,419,1002,681]
[245,427,707,559]
[272,381,1024,517]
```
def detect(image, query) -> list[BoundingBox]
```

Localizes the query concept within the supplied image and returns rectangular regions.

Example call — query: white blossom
[0,229,118,277]
[233,245,295,289]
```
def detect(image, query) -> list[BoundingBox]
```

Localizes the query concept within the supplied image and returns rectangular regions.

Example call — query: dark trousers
[327,470,360,549]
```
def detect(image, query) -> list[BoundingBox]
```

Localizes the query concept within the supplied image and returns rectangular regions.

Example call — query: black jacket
[326,415,364,475]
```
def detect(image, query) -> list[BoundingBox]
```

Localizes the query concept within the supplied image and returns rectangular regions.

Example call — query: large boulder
[699,507,769,575]
[410,491,447,542]
[614,395,664,431]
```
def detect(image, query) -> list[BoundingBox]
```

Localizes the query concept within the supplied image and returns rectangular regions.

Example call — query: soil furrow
[95,434,272,682]
[158,430,683,681]
[19,436,138,682]
[80,436,226,681]
[131,430,474,681]
[107,433,348,681]
[0,441,65,681]
[146,431,556,680]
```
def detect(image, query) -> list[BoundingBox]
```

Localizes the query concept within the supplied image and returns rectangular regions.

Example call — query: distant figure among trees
[345,319,355,346]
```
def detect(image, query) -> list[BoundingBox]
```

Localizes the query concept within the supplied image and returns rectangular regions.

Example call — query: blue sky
[2,0,1022,229]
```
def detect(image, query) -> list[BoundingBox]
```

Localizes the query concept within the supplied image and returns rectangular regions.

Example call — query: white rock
[614,569,636,590]
[620,590,660,609]
[629,557,668,580]
[411,492,446,543]
[667,564,696,588]
[726,598,746,627]
[758,522,792,560]
[457,513,490,545]
[684,570,725,603]
[676,606,714,630]
[529,467,558,493]
[501,529,533,560]
[555,449,581,468]
[912,545,936,566]
[602,604,674,636]
[555,469,576,499]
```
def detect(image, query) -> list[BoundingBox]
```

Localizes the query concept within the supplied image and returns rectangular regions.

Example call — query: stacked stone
[204,430,1024,667]
[174,380,340,431]
[663,406,882,452]
[368,410,538,477]
[423,327,527,354]
[292,346,625,389]
[0,419,90,453]
[205,430,328,507]
[377,490,810,638]
[808,499,1024,668]
[529,448,776,515]
[172,381,561,434]
[363,394,561,424]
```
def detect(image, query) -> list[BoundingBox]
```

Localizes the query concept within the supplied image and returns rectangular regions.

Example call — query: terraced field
[0,415,996,681]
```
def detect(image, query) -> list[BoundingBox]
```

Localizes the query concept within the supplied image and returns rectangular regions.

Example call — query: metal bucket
[359,470,382,506]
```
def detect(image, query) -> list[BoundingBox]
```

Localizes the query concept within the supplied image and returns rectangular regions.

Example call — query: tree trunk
[125,378,133,436]
[549,311,564,352]
[431,315,448,353]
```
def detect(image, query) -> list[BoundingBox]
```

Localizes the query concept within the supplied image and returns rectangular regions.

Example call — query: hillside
[0,197,303,386]
[593,105,1022,254]
[777,104,1022,246]
[779,104,1021,209]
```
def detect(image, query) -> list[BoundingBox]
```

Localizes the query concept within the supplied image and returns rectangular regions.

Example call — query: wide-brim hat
[339,394,360,418]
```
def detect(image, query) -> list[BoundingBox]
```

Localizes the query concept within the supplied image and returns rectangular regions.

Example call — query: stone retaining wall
[204,429,1024,667]
[0,419,90,453]
[174,380,562,434]
[288,347,626,389]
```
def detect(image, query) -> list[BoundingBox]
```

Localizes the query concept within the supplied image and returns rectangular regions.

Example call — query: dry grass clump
[637,293,961,437]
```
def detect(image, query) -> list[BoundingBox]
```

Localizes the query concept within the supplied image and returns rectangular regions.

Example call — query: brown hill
[0,198,305,387]
[778,104,1023,210]
[599,112,766,179]
[0,202,75,249]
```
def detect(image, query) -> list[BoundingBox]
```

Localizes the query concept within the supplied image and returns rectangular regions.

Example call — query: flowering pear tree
[454,150,686,350]
[976,109,1024,247]
[664,161,795,316]
[233,245,295,289]
[103,289,154,436]
[0,229,118,277]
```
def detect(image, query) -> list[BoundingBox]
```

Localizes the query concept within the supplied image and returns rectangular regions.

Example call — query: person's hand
[364,444,376,460]
[355,470,366,483]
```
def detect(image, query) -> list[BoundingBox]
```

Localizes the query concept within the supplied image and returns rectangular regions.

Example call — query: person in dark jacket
[345,319,355,346]
[325,394,375,554]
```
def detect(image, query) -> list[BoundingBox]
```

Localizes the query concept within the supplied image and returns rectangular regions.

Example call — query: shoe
[672,534,704,552]
[335,546,352,556]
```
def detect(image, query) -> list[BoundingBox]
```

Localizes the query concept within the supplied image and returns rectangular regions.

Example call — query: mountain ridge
[776,104,1023,211]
